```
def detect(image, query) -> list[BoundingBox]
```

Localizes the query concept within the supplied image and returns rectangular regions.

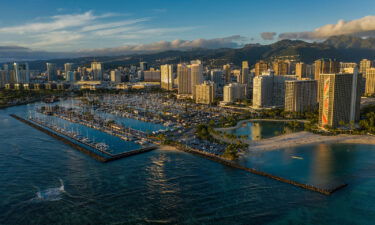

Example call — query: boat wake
[32,179,65,202]
[291,156,304,160]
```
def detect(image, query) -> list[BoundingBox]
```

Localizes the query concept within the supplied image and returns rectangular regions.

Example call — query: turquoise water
[59,99,167,133]
[31,112,142,155]
[225,121,302,140]
[101,112,167,133]
[1,104,375,224]
[239,144,375,189]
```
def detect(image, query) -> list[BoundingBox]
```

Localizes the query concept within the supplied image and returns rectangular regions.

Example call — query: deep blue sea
[1,103,375,224]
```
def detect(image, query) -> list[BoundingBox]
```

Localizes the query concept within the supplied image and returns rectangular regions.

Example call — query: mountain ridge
[3,35,375,69]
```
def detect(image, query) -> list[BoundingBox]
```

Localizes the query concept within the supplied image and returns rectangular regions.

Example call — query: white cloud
[0,10,201,51]
[30,31,84,48]
[80,35,246,55]
[81,18,149,32]
[91,25,142,36]
[279,15,375,40]
[0,11,96,34]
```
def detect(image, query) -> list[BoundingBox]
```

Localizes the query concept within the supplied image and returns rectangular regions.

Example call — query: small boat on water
[291,156,303,160]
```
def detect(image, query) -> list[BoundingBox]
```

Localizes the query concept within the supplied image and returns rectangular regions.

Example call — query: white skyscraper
[13,62,30,83]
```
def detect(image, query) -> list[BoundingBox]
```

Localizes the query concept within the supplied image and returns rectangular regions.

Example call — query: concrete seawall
[173,143,347,195]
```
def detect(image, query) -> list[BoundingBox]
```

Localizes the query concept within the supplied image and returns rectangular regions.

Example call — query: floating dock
[10,114,157,162]
[173,143,348,195]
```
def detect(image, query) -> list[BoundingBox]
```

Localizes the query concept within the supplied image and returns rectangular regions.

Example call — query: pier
[10,114,157,162]
[172,142,348,195]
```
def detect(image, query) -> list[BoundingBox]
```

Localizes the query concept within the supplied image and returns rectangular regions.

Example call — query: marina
[10,114,158,162]
[2,102,375,224]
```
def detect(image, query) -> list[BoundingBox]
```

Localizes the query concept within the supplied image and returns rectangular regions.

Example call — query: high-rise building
[144,68,161,82]
[252,70,296,108]
[177,63,191,94]
[91,62,103,80]
[318,70,362,128]
[340,62,357,70]
[13,62,30,83]
[140,61,148,71]
[195,81,216,104]
[365,68,375,96]
[0,70,9,87]
[255,60,268,76]
[295,62,307,79]
[272,60,289,75]
[2,64,9,71]
[64,63,74,73]
[240,61,250,84]
[340,62,357,74]
[190,61,203,98]
[110,70,122,83]
[359,59,372,77]
[223,64,231,83]
[160,64,174,90]
[252,75,274,108]
[285,80,318,112]
[210,69,224,93]
[314,59,340,80]
[223,83,247,103]
[210,69,224,85]
[46,63,57,82]
[65,71,76,82]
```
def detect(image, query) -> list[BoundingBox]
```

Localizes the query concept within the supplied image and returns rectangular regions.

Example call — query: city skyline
[0,0,374,53]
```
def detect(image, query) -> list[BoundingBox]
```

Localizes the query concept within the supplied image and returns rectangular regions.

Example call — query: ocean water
[1,104,375,224]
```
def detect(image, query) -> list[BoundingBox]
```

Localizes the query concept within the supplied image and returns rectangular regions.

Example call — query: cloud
[0,35,247,62]
[0,11,96,34]
[81,18,149,32]
[80,35,247,56]
[30,31,84,48]
[0,10,201,51]
[261,32,277,40]
[279,15,375,40]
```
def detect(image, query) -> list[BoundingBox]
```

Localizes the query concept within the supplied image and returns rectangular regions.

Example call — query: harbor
[10,114,158,162]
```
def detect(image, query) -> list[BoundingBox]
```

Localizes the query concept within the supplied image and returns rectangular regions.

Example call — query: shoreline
[158,145,179,151]
[245,131,375,152]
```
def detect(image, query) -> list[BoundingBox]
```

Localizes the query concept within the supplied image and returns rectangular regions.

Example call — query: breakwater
[10,114,157,162]
[172,143,347,195]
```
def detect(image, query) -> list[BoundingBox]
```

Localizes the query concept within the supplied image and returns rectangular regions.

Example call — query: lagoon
[223,120,304,140]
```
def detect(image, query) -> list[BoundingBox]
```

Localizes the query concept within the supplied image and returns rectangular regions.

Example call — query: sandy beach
[247,131,375,151]
[158,145,179,151]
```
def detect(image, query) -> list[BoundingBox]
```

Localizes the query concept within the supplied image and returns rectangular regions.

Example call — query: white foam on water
[32,179,65,202]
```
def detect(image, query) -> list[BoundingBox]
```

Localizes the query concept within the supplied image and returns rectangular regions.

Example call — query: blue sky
[0,0,375,52]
